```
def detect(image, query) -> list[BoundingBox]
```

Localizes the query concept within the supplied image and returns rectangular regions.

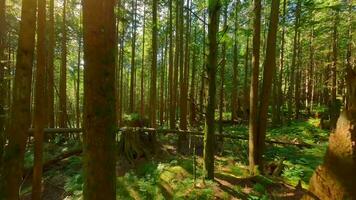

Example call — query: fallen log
[23,148,82,177]
[27,127,313,148]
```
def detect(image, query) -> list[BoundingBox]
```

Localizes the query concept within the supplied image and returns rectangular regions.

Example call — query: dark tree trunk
[204,0,220,180]
[32,0,47,197]
[1,0,37,198]
[59,0,67,128]
[248,0,261,173]
[82,0,117,199]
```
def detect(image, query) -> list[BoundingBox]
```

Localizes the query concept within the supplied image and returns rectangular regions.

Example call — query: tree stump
[117,117,156,163]
[304,110,356,200]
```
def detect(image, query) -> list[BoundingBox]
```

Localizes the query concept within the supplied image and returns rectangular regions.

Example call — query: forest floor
[20,117,329,200]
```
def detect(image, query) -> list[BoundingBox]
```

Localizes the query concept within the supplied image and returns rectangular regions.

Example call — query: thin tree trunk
[82,0,117,199]
[168,0,174,127]
[287,0,301,120]
[248,0,261,173]
[140,5,146,118]
[243,37,250,121]
[219,5,227,135]
[47,0,55,128]
[130,0,137,113]
[231,2,239,122]
[32,0,47,197]
[59,0,67,128]
[150,0,158,129]
[204,0,220,180]
[76,13,82,128]
[189,28,197,126]
[1,0,37,198]
[178,0,189,154]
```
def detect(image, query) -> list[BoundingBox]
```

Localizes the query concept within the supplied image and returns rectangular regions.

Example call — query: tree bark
[248,0,261,173]
[140,5,146,118]
[82,0,117,199]
[0,0,6,168]
[178,0,189,154]
[149,0,158,152]
[256,0,280,172]
[47,0,55,128]
[130,0,137,113]
[0,0,37,198]
[204,0,220,180]
[287,0,301,120]
[231,2,239,122]
[59,0,67,128]
[32,0,47,197]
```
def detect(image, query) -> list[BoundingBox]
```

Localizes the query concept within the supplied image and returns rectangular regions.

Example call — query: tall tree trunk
[130,0,137,113]
[0,0,6,167]
[168,0,174,128]
[178,0,189,154]
[150,0,158,130]
[171,0,180,129]
[82,0,117,199]
[140,5,146,118]
[330,10,339,129]
[219,5,227,135]
[256,0,280,172]
[287,0,301,120]
[204,0,220,180]
[248,0,261,173]
[274,0,286,125]
[294,32,301,119]
[160,38,167,125]
[59,0,67,128]
[32,0,47,197]
[47,0,55,128]
[0,0,37,198]
[243,36,250,121]
[76,15,82,128]
[189,28,197,126]
[231,2,239,122]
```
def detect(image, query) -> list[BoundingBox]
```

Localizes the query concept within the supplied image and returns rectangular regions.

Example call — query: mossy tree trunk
[1,0,37,198]
[82,0,117,199]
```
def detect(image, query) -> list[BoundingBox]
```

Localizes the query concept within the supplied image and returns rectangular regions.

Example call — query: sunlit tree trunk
[32,0,47,197]
[76,12,82,128]
[256,0,280,171]
[248,0,261,173]
[204,0,220,180]
[47,0,55,128]
[82,0,117,199]
[330,10,339,129]
[0,0,37,198]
